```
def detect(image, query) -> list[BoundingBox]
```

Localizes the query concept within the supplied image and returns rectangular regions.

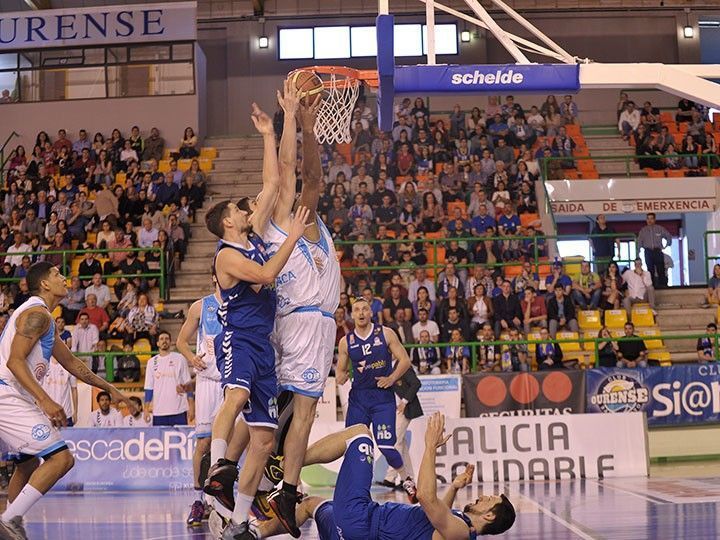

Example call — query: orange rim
[292,66,379,89]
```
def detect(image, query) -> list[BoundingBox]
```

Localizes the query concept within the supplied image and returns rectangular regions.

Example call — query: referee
[637,212,672,289]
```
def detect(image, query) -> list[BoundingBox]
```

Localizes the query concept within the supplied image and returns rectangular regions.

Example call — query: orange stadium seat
[447,201,467,218]
[647,170,666,178]
[520,213,540,228]
[666,169,686,178]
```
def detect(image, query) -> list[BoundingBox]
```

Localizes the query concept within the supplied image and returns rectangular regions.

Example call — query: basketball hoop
[292,66,377,145]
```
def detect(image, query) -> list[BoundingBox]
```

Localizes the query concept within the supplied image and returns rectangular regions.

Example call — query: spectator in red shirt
[52,129,72,154]
[521,287,547,334]
[78,293,110,335]
[103,228,132,274]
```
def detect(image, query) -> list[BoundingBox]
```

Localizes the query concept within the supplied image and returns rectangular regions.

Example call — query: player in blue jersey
[336,297,416,502]
[256,414,515,539]
[0,262,134,540]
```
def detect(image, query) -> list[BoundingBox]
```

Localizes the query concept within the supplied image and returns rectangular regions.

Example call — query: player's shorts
[273,307,334,399]
[195,375,222,438]
[313,500,340,540]
[215,329,278,428]
[346,389,398,449]
[0,382,67,461]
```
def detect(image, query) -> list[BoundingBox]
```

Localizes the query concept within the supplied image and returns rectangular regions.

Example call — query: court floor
[5,464,720,539]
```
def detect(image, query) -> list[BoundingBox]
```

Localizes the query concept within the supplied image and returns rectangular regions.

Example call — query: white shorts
[195,376,223,438]
[0,383,65,459]
[272,308,335,398]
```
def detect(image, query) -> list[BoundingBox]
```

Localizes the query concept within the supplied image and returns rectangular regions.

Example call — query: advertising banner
[408,413,648,483]
[0,2,197,51]
[586,365,720,426]
[53,427,194,491]
[394,64,580,94]
[315,377,338,423]
[463,370,585,417]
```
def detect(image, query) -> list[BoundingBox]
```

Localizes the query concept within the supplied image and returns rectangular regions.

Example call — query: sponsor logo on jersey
[373,337,382,347]
[375,424,393,441]
[357,441,374,464]
[31,423,51,441]
[302,368,321,383]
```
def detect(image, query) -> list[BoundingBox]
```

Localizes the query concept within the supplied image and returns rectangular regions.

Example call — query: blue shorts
[215,329,278,428]
[345,389,398,449]
[313,500,340,540]
[152,412,188,426]
[333,434,381,539]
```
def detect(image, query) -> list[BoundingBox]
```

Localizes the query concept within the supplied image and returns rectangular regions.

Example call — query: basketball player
[263,78,337,537]
[176,281,224,527]
[89,391,123,427]
[123,396,151,427]
[143,331,193,426]
[335,298,416,501]
[0,262,133,540]
[41,357,77,427]
[257,414,515,539]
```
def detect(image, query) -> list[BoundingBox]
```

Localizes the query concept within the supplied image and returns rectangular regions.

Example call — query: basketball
[289,70,324,106]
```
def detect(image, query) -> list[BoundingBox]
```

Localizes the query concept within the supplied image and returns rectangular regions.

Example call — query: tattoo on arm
[17,311,50,339]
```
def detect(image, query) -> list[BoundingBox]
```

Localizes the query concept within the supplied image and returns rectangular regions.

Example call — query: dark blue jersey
[346,324,394,392]
[212,235,277,337]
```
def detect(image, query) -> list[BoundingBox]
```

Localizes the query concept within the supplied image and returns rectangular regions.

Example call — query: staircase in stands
[582,127,641,178]
[160,135,264,336]
[655,287,713,364]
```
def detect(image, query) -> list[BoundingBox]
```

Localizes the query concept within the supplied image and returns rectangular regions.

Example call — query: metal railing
[540,153,720,180]
[334,232,637,285]
[0,246,166,298]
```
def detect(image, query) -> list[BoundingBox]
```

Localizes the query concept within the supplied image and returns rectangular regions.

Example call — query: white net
[313,72,360,145]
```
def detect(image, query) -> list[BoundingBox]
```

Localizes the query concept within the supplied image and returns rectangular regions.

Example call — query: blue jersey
[346,324,393,392]
[212,236,277,337]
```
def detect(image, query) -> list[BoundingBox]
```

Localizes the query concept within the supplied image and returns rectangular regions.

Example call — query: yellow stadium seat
[86,232,97,246]
[70,257,83,276]
[562,256,584,276]
[557,331,581,352]
[716,305,720,324]
[198,158,213,172]
[178,159,192,170]
[134,338,152,363]
[51,305,62,319]
[648,350,672,367]
[200,147,218,159]
[639,328,664,349]
[578,310,602,332]
[158,160,171,173]
[605,309,628,329]
[107,339,124,350]
[631,305,655,327]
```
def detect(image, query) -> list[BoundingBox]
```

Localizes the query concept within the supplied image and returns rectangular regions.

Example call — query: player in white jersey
[177,284,224,527]
[143,331,193,426]
[0,262,133,540]
[89,391,123,427]
[123,397,151,427]
[41,358,77,427]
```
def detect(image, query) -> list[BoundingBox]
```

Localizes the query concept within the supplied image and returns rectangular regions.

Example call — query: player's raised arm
[249,102,282,234]
[442,464,475,508]
[336,336,350,385]
[176,299,206,371]
[376,326,411,389]
[218,205,311,286]
[273,78,301,224]
[6,307,66,426]
[416,412,470,540]
[298,98,323,241]
[52,330,134,415]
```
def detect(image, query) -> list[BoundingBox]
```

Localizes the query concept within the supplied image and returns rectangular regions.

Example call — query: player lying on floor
[254,413,515,539]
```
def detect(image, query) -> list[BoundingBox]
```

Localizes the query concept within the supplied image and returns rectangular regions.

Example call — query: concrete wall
[0,94,199,155]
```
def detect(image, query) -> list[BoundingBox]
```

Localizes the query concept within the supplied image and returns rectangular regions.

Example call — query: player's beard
[241,223,254,235]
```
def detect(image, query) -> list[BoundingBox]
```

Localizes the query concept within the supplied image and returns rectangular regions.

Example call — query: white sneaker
[0,517,28,540]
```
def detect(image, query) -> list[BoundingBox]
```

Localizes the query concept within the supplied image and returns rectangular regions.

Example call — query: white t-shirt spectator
[412,319,440,342]
[85,283,112,308]
[138,226,159,248]
[71,323,99,358]
[623,268,653,300]
[123,413,152,427]
[144,352,191,417]
[5,243,30,267]
[90,407,123,427]
[618,109,641,132]
[41,360,77,420]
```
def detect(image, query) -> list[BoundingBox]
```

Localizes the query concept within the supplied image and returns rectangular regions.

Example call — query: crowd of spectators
[0,125,206,376]
[617,94,719,173]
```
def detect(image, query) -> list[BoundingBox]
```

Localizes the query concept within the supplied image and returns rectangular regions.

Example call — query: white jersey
[264,218,322,317]
[90,407,123,427]
[143,351,191,417]
[197,294,222,381]
[123,413,151,427]
[41,360,76,419]
[0,296,55,399]
[307,217,341,315]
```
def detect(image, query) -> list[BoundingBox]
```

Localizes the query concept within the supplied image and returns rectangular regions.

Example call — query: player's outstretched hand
[425,412,452,449]
[452,464,475,489]
[111,388,136,416]
[277,78,300,116]
[250,102,274,136]
[39,396,67,428]
[375,375,395,389]
[297,95,322,133]
[288,205,311,241]
[191,352,207,371]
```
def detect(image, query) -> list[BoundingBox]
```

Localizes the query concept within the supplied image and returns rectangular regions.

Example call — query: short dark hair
[26,261,55,295]
[96,391,111,403]
[129,396,142,408]
[708,323,717,331]
[647,212,656,219]
[205,200,232,238]
[158,330,171,340]
[480,494,516,535]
